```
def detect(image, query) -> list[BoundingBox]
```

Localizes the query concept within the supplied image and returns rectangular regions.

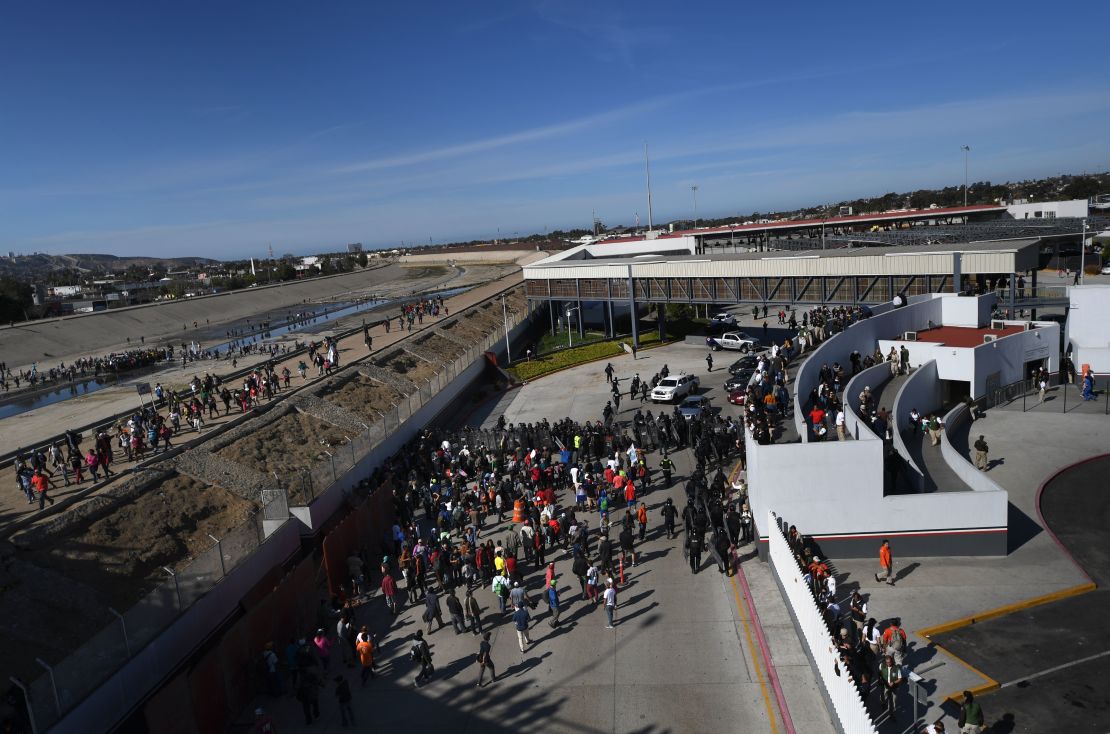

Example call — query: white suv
[651,373,699,403]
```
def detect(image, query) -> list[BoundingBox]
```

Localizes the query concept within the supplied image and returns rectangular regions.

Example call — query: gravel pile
[289,395,369,434]
[174,450,271,502]
[358,364,416,392]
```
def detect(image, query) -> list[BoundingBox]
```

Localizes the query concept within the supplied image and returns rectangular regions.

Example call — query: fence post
[208,534,226,576]
[34,659,61,718]
[163,566,182,608]
[328,452,336,483]
[7,676,38,734]
[108,606,131,658]
[348,437,355,467]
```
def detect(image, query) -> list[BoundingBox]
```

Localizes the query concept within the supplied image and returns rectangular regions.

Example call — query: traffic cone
[619,558,625,585]
[512,499,525,523]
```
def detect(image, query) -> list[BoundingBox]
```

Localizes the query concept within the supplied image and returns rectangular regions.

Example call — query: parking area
[931,455,1109,733]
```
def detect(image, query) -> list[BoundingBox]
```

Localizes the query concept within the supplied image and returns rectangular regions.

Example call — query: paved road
[931,455,1109,734]
[237,439,830,734]
[0,270,525,537]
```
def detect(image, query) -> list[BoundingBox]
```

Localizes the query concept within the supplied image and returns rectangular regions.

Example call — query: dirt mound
[216,410,350,478]
[26,472,254,604]
[320,374,404,421]
[416,332,466,362]
[375,351,441,383]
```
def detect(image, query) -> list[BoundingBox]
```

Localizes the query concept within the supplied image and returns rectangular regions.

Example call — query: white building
[1005,198,1088,220]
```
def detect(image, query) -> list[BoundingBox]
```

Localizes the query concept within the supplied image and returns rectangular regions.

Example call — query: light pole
[565,306,579,348]
[1080,218,1088,285]
[691,185,699,229]
[962,145,971,207]
[501,294,512,363]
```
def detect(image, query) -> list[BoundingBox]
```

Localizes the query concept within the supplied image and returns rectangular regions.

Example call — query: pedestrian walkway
[0,271,525,537]
[234,445,830,734]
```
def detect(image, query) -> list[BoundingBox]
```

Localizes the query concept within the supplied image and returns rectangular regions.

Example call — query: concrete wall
[746,426,1008,558]
[970,324,1058,396]
[842,362,891,440]
[891,360,942,491]
[940,293,994,327]
[1065,285,1110,374]
[941,403,1010,497]
[794,295,944,440]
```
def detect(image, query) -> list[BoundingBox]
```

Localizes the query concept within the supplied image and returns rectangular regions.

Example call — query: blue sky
[2,1,1108,259]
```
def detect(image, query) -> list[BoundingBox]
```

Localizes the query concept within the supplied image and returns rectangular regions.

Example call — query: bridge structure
[523,236,1068,345]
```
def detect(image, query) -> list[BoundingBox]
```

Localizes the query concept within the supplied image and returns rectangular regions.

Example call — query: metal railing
[980,371,1110,414]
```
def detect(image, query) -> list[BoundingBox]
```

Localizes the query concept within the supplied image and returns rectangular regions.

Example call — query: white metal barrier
[767,511,877,734]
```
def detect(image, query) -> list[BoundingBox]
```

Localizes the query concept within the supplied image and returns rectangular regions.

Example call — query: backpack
[887,628,905,652]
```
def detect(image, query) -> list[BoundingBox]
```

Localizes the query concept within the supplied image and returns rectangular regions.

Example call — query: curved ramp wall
[891,360,942,491]
[793,296,944,441]
[843,362,892,440]
[941,403,1010,495]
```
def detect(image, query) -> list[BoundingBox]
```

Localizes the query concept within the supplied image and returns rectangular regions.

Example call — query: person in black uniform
[660,498,678,538]
[688,534,703,574]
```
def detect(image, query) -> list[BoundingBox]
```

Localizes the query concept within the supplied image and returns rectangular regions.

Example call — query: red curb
[735,563,797,734]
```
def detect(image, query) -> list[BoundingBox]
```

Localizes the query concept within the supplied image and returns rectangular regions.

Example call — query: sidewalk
[829,407,1110,729]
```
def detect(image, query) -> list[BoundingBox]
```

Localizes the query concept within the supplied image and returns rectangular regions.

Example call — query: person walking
[410,631,434,686]
[424,589,444,634]
[31,469,55,510]
[875,539,894,586]
[546,582,561,627]
[476,632,496,686]
[706,353,714,372]
[636,501,648,542]
[355,632,375,686]
[333,675,355,727]
[957,690,986,733]
[464,587,484,634]
[973,435,989,471]
[295,667,322,725]
[878,654,903,721]
[603,579,618,628]
[445,589,466,634]
[512,604,532,653]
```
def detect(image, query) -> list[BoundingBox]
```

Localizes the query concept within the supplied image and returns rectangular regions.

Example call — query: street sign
[136,382,152,396]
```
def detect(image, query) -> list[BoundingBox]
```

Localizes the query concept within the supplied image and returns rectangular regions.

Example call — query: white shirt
[603,587,617,607]
[835,411,845,427]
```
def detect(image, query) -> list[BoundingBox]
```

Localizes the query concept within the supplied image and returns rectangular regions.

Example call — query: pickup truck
[705,331,760,352]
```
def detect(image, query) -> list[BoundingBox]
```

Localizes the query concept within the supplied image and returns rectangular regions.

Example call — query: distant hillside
[0,253,220,280]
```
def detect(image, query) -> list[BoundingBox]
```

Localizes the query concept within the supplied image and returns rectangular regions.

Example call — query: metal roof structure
[595,204,1008,244]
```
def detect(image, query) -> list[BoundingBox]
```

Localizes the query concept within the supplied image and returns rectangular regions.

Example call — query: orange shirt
[356,639,374,667]
[31,474,48,493]
[879,544,892,568]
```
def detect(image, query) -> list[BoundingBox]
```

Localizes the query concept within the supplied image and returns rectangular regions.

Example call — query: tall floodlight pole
[962,145,971,207]
[644,142,654,232]
[1080,218,1088,285]
[691,185,699,229]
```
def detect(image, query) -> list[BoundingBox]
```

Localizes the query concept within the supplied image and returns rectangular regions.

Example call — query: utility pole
[1080,218,1088,285]
[962,145,971,207]
[691,185,699,228]
[644,142,654,232]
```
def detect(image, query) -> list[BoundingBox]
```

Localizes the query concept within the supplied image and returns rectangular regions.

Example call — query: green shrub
[507,329,668,382]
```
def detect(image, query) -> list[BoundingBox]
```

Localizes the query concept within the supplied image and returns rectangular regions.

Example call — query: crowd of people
[0,347,173,392]
[251,398,758,728]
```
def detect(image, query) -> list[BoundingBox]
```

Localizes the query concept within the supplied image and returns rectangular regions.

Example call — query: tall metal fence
[13,289,533,732]
[767,511,877,734]
[276,306,530,505]
[20,497,280,732]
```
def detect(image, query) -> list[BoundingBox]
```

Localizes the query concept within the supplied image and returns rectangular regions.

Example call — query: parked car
[678,394,711,420]
[727,388,748,405]
[1101,265,1110,275]
[651,373,699,403]
[724,371,755,392]
[707,312,737,331]
[705,331,760,352]
[728,355,760,374]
